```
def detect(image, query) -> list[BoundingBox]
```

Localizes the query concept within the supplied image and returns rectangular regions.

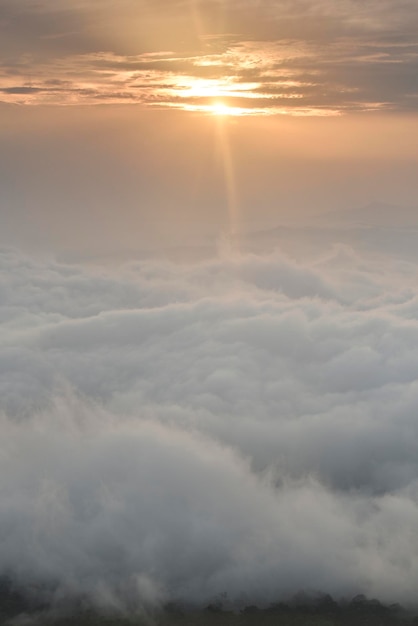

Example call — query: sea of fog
[2,217,418,611]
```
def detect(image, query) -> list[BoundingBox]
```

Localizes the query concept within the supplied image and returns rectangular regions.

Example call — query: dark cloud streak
[1,0,418,113]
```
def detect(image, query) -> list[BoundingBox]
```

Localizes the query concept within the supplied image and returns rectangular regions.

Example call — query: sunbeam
[214,113,240,251]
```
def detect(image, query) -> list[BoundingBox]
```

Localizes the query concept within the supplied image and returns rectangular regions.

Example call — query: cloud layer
[2,244,418,609]
[1,0,418,113]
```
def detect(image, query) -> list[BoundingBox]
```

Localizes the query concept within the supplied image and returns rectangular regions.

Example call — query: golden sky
[1,0,418,115]
[1,0,418,258]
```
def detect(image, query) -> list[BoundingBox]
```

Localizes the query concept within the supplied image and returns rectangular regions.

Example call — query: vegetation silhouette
[0,579,415,626]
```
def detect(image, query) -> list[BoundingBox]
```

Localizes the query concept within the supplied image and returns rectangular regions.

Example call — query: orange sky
[2,0,418,114]
[1,1,418,257]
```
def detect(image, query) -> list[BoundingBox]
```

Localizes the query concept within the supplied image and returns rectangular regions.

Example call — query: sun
[211,102,233,115]
[166,77,262,115]
[210,101,244,116]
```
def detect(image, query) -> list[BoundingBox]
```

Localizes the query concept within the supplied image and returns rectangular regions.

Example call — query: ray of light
[187,0,239,249]
[188,0,206,42]
[214,112,240,253]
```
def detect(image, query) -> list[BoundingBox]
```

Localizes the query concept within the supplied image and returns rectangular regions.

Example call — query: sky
[2,0,418,114]
[2,0,418,616]
[1,0,418,256]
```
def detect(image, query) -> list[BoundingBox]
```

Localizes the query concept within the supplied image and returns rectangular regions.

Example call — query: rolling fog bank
[2,219,418,611]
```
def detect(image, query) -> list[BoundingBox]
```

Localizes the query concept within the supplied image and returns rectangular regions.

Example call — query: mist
[2,106,418,263]
[2,230,418,611]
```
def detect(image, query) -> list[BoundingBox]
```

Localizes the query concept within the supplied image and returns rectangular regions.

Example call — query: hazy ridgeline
[2,219,418,615]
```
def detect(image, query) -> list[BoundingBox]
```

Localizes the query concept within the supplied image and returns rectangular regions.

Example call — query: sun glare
[211,102,240,116]
[164,76,270,116]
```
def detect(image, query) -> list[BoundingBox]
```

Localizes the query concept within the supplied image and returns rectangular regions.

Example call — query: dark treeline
[0,580,417,626]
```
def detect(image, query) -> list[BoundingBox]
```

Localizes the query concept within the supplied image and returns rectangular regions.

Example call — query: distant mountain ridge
[316,201,418,229]
[237,201,418,262]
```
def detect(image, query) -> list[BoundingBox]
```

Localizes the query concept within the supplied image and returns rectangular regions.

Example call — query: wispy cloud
[1,0,418,114]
